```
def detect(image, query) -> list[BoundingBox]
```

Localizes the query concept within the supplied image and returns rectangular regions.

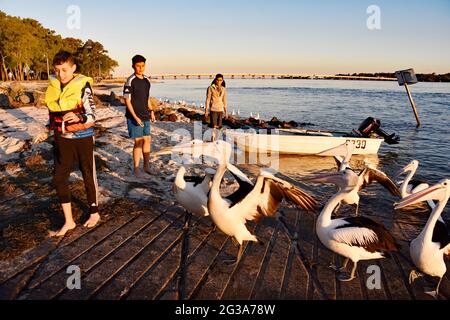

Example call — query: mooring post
[395,68,421,128]
[404,82,421,127]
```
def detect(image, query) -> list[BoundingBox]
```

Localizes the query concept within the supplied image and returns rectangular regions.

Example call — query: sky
[1,0,449,76]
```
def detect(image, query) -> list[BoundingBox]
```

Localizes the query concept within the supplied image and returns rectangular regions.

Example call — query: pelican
[173,165,216,219]
[172,162,252,219]
[231,109,236,116]
[397,160,435,209]
[208,164,317,264]
[255,113,260,120]
[310,169,398,281]
[315,142,400,215]
[318,141,355,172]
[250,112,254,118]
[157,139,253,218]
[395,179,450,298]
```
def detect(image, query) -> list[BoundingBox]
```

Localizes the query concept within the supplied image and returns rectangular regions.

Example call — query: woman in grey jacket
[205,74,227,141]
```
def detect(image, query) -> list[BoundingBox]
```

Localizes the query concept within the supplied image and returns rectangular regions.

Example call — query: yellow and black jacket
[45,74,96,138]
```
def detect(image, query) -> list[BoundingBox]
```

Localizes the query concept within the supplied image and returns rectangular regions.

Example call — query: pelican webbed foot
[336,272,356,282]
[337,261,357,282]
[329,258,350,273]
[424,278,442,299]
[424,288,439,299]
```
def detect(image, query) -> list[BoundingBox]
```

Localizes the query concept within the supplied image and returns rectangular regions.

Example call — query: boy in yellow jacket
[33,51,100,237]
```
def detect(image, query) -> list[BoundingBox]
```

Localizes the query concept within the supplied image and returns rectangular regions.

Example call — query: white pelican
[157,139,253,219]
[318,141,355,172]
[173,166,216,219]
[310,169,398,281]
[315,142,400,215]
[395,179,450,298]
[208,164,317,264]
[397,160,436,209]
[172,162,252,219]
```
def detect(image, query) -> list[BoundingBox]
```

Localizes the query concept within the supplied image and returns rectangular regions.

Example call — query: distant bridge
[148,73,397,81]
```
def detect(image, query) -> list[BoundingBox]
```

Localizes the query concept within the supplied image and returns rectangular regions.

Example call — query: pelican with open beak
[394,179,450,299]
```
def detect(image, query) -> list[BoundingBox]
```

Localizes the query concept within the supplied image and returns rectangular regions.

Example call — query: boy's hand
[135,117,144,127]
[63,112,80,123]
[150,111,156,123]
[33,132,49,144]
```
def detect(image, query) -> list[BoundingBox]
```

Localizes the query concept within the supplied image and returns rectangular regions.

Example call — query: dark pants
[53,135,99,214]
[209,111,223,128]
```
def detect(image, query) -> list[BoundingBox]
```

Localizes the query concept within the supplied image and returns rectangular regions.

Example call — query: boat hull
[225,129,383,155]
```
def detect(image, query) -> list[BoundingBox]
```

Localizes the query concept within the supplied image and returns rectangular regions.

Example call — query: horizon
[1,0,449,76]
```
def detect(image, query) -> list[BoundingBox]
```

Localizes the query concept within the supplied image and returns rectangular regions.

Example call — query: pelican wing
[359,167,401,197]
[230,173,317,223]
[226,167,255,206]
[331,217,398,253]
[433,220,450,250]
[184,176,206,187]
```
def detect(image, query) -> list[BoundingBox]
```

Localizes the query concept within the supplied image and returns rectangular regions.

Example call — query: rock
[0,94,11,108]
[281,121,291,129]
[109,91,125,106]
[186,111,197,118]
[162,108,173,116]
[192,113,203,121]
[288,120,298,128]
[18,93,32,104]
[168,113,178,122]
[177,108,189,115]
[32,91,46,107]
[269,117,282,127]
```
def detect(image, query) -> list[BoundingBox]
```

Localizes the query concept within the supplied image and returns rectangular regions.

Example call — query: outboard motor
[355,117,400,145]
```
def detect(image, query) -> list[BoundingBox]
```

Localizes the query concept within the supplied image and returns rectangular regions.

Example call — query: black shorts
[209,111,223,129]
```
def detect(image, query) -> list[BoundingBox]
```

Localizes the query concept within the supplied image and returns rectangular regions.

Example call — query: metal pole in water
[404,82,421,127]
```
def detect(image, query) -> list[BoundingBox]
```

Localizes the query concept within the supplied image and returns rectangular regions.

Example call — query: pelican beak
[394,184,444,209]
[154,141,208,157]
[396,162,414,177]
[154,146,175,156]
[318,142,351,157]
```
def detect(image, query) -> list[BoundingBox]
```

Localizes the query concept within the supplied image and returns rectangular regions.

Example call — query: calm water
[151,79,450,220]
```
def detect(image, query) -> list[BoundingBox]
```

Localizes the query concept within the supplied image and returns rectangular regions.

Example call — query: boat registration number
[346,139,367,149]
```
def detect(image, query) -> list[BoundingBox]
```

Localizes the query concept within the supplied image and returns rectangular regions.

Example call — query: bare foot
[134,169,145,179]
[84,213,100,228]
[144,167,158,175]
[49,222,76,237]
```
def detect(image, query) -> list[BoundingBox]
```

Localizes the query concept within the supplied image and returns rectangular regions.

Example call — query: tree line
[0,10,118,81]
[337,72,450,82]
